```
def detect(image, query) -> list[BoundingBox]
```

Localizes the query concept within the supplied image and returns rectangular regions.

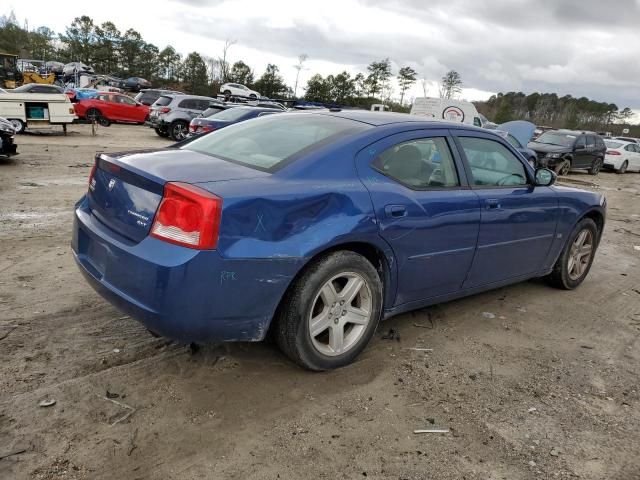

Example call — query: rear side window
[459,137,527,187]
[183,114,371,172]
[154,95,173,107]
[178,99,196,109]
[372,137,459,189]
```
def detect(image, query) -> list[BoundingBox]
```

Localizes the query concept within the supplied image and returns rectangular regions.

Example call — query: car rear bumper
[603,156,622,169]
[146,117,167,129]
[71,196,300,343]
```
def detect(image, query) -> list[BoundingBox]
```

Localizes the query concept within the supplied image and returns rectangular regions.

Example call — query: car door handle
[384,205,407,218]
[486,199,501,209]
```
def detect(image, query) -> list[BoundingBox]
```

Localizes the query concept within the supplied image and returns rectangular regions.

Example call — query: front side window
[506,133,523,149]
[117,95,136,105]
[575,136,586,149]
[184,114,370,172]
[586,136,596,148]
[459,136,527,187]
[372,137,459,189]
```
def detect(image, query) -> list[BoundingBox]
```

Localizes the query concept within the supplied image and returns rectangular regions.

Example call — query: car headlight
[546,153,561,159]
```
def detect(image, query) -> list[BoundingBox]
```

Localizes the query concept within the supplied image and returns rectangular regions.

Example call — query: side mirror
[535,168,556,187]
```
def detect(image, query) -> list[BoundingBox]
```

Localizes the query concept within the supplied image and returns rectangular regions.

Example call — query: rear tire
[617,160,628,174]
[154,127,169,138]
[588,157,603,175]
[545,218,598,290]
[275,251,383,371]
[169,120,188,141]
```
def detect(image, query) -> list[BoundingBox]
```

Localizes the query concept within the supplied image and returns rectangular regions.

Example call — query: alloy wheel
[172,123,187,140]
[567,229,594,281]
[308,272,372,357]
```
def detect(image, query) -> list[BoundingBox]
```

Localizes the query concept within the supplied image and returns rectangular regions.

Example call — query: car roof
[317,110,484,130]
[169,94,217,100]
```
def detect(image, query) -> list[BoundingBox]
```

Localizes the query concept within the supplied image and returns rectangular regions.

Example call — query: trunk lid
[87,148,268,242]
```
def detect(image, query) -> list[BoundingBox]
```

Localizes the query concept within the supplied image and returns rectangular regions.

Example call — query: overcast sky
[7,0,640,114]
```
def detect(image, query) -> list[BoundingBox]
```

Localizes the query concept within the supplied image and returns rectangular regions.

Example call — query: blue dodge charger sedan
[72,111,606,370]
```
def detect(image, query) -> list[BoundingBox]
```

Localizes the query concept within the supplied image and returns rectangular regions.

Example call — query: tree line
[475,91,635,132]
[1,11,636,130]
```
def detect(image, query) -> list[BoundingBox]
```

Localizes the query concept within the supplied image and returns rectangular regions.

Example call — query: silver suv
[147,94,222,141]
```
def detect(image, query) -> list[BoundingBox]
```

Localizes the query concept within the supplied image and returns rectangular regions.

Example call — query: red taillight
[88,164,97,189]
[160,107,171,113]
[189,123,196,132]
[606,150,620,155]
[150,182,222,250]
[202,126,215,133]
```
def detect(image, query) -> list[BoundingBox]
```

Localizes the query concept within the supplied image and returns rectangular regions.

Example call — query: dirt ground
[0,124,639,480]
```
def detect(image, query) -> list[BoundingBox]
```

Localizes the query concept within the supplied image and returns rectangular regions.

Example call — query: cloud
[169,0,640,108]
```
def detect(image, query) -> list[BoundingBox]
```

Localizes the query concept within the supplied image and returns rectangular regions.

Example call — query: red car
[74,92,149,126]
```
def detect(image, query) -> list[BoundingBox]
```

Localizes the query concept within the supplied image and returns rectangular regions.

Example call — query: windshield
[533,131,576,147]
[604,141,623,149]
[183,114,371,172]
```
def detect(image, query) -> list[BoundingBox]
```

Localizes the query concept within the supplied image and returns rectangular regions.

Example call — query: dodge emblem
[108,179,116,191]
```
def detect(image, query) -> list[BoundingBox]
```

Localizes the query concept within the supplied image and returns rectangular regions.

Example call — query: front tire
[276,251,383,371]
[546,218,598,290]
[617,160,628,174]
[554,159,571,176]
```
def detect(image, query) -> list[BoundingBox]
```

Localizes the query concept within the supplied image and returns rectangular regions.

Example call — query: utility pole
[293,54,308,98]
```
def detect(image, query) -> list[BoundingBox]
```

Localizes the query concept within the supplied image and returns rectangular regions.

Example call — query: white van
[0,92,77,133]
[410,97,485,127]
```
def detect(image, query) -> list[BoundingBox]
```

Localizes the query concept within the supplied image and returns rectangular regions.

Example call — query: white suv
[220,83,261,99]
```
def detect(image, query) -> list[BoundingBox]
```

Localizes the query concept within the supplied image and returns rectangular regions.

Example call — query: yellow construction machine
[0,52,20,88]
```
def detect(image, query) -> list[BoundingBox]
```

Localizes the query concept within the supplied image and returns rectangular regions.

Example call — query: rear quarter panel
[195,131,398,307]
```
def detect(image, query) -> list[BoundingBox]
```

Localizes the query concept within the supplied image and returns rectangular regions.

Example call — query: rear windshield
[209,108,254,121]
[202,107,224,117]
[153,95,173,107]
[605,141,623,149]
[183,114,371,172]
[534,131,576,147]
